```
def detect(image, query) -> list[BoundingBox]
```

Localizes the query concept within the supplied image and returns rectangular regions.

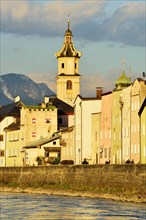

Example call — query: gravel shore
[1,186,146,203]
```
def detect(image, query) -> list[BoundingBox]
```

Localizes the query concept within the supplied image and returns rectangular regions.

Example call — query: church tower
[55,18,82,106]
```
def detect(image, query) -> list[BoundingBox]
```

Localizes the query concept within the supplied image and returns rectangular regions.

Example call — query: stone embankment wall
[0,165,146,198]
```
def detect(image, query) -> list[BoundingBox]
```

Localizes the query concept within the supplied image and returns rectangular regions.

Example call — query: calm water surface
[0,192,145,220]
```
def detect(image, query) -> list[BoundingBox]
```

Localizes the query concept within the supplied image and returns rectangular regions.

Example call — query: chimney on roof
[14,96,20,102]
[96,87,103,99]
[44,96,49,104]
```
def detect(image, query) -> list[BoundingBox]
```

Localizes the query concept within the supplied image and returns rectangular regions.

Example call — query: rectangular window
[75,63,77,69]
[113,116,116,124]
[70,148,72,156]
[138,144,140,153]
[0,135,4,142]
[134,144,136,153]
[119,132,121,140]
[95,132,97,141]
[137,101,139,110]
[131,145,133,154]
[58,118,62,124]
[0,150,4,157]
[134,124,136,133]
[62,63,64,68]
[127,127,129,137]
[109,148,111,158]
[123,146,125,156]
[104,148,107,158]
[114,99,116,107]
[114,132,116,140]
[124,127,126,137]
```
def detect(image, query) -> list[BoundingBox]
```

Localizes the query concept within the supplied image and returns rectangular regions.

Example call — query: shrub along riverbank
[0,164,146,203]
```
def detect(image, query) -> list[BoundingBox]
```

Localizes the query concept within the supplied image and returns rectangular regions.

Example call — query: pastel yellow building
[139,98,146,164]
[91,112,101,164]
[122,85,131,162]
[0,101,23,166]
[131,79,145,163]
[59,126,74,162]
[4,119,24,166]
[112,70,131,164]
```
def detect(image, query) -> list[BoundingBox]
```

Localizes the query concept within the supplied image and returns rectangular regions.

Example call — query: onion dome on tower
[115,70,131,89]
[55,18,82,58]
[115,59,131,89]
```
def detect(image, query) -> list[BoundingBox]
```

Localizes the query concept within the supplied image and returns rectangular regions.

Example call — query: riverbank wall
[0,164,146,202]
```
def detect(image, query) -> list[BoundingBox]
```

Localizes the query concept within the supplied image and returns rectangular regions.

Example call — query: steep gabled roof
[4,119,20,131]
[49,97,74,115]
[132,78,146,85]
[138,98,146,116]
[0,101,23,122]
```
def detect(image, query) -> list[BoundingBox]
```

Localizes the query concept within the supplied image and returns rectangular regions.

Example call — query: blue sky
[1,0,145,96]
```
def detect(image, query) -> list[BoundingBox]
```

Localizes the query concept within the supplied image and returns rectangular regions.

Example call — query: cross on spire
[67,14,70,30]
[122,58,126,71]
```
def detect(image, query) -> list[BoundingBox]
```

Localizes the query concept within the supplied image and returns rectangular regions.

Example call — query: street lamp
[78,148,81,164]
[119,95,124,164]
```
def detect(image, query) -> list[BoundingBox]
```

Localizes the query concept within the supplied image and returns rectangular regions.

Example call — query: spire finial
[67,14,70,30]
[122,58,126,71]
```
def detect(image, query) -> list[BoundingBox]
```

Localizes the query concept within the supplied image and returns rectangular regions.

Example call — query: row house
[90,75,146,164]
[99,91,112,164]
[0,100,23,166]
[74,94,102,164]
[139,98,146,164]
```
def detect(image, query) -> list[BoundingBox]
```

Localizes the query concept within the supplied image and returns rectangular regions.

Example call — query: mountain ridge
[0,73,55,106]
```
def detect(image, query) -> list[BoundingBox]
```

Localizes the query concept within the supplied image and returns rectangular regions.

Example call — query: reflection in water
[0,192,145,220]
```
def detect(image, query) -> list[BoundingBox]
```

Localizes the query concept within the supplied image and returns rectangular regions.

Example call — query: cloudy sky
[1,0,145,96]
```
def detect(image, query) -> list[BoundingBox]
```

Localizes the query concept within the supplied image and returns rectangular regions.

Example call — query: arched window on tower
[66,80,72,90]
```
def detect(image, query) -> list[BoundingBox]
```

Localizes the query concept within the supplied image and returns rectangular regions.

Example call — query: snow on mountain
[0,73,55,105]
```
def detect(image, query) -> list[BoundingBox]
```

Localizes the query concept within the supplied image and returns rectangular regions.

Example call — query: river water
[0,192,145,220]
